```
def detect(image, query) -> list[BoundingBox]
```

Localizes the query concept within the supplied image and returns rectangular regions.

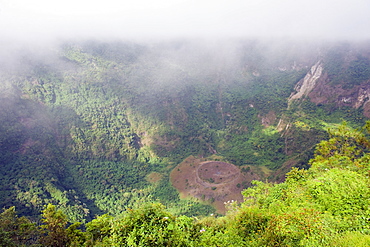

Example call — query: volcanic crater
[170,156,261,213]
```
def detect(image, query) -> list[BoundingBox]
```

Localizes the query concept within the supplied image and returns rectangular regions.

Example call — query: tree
[309,121,370,175]
[0,207,40,246]
[236,121,370,246]
[40,204,84,247]
[40,204,69,247]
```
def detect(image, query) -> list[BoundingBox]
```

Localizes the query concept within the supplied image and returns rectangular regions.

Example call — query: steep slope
[0,39,369,220]
[289,61,324,102]
[289,45,370,116]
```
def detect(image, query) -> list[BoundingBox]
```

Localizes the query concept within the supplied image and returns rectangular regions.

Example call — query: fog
[1,0,370,44]
[0,0,369,81]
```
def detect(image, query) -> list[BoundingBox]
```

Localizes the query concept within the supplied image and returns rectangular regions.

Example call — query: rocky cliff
[289,53,370,118]
[289,61,324,102]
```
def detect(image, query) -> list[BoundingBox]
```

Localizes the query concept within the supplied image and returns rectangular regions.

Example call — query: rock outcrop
[289,61,323,103]
[308,80,370,111]
[288,59,370,118]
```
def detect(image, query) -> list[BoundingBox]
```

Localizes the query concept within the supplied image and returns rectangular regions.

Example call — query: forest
[2,121,370,246]
[0,39,370,246]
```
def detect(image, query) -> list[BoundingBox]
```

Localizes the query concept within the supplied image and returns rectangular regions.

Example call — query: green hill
[0,39,369,223]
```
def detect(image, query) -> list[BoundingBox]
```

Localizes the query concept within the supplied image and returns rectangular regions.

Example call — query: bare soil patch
[364,101,370,118]
[170,156,261,214]
[197,161,239,184]
[146,172,163,184]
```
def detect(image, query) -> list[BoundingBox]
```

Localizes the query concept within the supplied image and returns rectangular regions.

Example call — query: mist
[0,0,369,90]
[1,0,370,45]
[1,0,370,226]
[0,0,369,72]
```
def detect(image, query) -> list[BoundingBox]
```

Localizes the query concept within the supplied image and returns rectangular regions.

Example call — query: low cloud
[1,0,370,44]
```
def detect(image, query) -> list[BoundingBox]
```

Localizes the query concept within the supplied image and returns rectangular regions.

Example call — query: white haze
[0,0,370,43]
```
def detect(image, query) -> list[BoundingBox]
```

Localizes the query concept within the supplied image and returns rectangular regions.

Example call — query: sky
[0,0,370,42]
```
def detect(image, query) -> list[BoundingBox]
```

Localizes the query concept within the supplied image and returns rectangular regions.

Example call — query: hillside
[2,117,370,246]
[0,39,369,221]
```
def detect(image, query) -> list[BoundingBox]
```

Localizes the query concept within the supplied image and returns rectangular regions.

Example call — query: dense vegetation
[2,121,370,246]
[0,39,369,229]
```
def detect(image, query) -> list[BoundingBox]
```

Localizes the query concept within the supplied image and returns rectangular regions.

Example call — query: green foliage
[345,56,370,88]
[0,207,40,246]
[105,203,195,246]
[196,216,246,246]
[310,121,370,174]
[228,205,270,242]
[306,168,370,218]
[235,121,370,246]
[40,204,70,247]
[324,45,370,88]
[40,204,85,247]
[260,208,329,246]
[324,46,348,84]
[1,40,370,232]
[330,231,370,247]
[65,160,152,216]
[4,121,370,247]
[85,214,113,244]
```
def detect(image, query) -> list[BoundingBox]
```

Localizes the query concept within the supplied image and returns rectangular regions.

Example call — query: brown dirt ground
[146,172,163,184]
[170,156,261,214]
[364,101,370,118]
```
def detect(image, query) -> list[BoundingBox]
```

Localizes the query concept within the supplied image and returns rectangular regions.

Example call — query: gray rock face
[289,61,323,102]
